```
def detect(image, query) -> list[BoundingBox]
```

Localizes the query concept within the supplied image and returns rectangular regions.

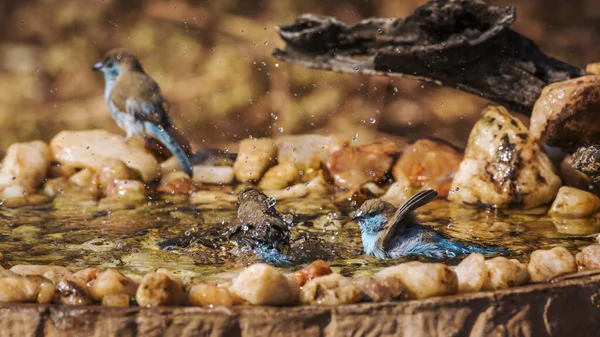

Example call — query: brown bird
[92,48,193,175]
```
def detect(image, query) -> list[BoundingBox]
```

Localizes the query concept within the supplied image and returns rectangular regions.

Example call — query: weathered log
[272,0,587,115]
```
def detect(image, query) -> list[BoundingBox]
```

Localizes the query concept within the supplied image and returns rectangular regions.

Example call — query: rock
[380,176,414,207]
[449,106,561,209]
[291,260,332,286]
[190,190,237,204]
[10,265,73,285]
[559,155,594,190]
[158,171,198,195]
[482,257,529,290]
[50,130,160,181]
[275,134,345,175]
[258,164,300,190]
[0,141,51,191]
[0,274,54,304]
[300,273,362,305]
[55,268,99,305]
[575,244,600,270]
[530,75,600,152]
[102,294,130,307]
[375,262,458,300]
[100,179,146,210]
[351,275,405,302]
[229,263,299,306]
[264,183,309,200]
[587,63,600,75]
[189,283,238,307]
[572,145,600,184]
[392,138,463,198]
[192,165,234,185]
[528,247,576,282]
[550,186,600,218]
[453,253,486,294]
[93,158,135,188]
[327,142,398,190]
[69,168,96,189]
[233,138,276,182]
[89,269,138,302]
[135,270,186,307]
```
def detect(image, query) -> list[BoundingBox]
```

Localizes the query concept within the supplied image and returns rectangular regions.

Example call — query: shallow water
[1,192,598,281]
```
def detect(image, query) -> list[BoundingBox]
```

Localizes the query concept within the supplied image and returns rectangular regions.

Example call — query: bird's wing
[110,72,168,126]
[378,189,438,249]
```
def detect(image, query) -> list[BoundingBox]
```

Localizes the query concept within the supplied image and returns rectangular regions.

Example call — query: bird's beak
[92,62,104,71]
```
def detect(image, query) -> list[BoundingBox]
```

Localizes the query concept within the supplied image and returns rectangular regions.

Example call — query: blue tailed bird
[352,189,506,259]
[227,186,291,265]
[92,49,193,176]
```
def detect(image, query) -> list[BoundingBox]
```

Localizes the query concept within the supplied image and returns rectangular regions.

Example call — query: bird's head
[352,199,395,235]
[92,49,144,80]
[237,186,277,215]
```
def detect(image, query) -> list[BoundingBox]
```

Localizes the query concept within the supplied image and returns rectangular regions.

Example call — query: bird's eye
[106,61,114,68]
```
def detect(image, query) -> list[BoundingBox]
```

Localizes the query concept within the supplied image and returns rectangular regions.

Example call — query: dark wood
[272,0,586,115]
[1,272,600,336]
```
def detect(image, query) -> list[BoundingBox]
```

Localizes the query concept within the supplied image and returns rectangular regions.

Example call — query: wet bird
[227,186,291,265]
[92,49,193,176]
[352,189,505,259]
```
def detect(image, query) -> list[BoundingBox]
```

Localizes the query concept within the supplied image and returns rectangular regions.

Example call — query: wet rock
[55,268,99,305]
[327,142,398,190]
[50,130,160,181]
[375,262,458,300]
[587,63,600,75]
[300,273,361,305]
[233,138,276,182]
[190,190,237,204]
[275,134,345,175]
[380,177,414,207]
[559,155,594,190]
[572,145,600,184]
[453,253,486,294]
[89,269,138,302]
[0,274,54,304]
[351,275,405,302]
[99,179,146,210]
[93,158,135,188]
[0,140,51,192]
[449,106,561,209]
[158,171,198,195]
[550,186,600,217]
[265,183,309,200]
[189,283,238,307]
[10,265,73,285]
[530,75,600,152]
[259,164,300,190]
[136,270,186,307]
[528,247,576,282]
[69,168,96,189]
[229,263,299,306]
[102,294,130,307]
[575,244,600,270]
[291,260,332,286]
[393,138,463,198]
[192,165,234,185]
[482,257,529,290]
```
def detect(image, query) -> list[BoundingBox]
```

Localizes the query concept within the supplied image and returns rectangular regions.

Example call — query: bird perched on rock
[353,189,505,259]
[92,49,193,176]
[227,186,291,265]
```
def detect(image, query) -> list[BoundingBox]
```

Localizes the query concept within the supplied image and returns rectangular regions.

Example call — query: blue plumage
[353,189,507,260]
[143,122,193,176]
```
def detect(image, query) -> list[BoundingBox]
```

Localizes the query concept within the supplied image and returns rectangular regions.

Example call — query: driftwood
[272,0,586,115]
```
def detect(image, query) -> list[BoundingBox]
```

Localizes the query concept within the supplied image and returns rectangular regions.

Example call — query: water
[0,193,598,281]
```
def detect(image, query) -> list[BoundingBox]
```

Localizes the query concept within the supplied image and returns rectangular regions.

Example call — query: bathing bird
[92,49,193,176]
[352,189,506,259]
[227,186,291,265]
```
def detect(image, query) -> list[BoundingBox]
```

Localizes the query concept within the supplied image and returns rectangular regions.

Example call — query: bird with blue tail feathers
[227,186,291,266]
[92,49,193,176]
[352,189,507,259]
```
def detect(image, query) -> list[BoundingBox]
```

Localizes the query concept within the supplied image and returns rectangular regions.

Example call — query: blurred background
[0,0,599,150]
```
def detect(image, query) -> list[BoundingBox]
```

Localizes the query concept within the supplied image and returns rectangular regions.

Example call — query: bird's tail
[438,238,508,257]
[143,121,193,176]
[253,244,292,266]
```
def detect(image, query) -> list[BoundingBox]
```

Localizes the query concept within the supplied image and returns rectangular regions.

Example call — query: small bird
[227,186,291,265]
[92,49,193,176]
[352,189,505,259]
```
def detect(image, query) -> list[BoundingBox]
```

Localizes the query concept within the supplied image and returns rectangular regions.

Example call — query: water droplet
[369,118,376,124]
[278,127,284,133]
[270,113,278,120]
